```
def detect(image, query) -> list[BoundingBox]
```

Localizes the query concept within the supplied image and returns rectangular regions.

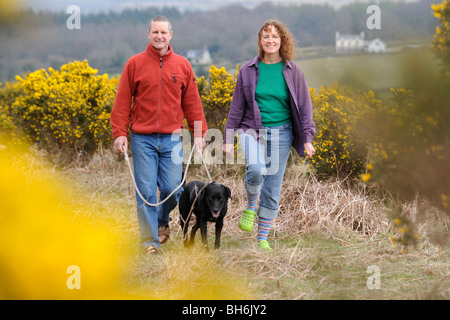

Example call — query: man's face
[147,21,173,55]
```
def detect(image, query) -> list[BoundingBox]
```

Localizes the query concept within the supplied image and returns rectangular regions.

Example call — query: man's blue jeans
[239,123,294,220]
[131,132,183,250]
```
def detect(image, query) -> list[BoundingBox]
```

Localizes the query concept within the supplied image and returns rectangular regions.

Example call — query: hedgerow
[0,61,384,179]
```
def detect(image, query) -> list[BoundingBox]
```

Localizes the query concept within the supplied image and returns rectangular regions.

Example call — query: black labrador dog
[179,180,231,250]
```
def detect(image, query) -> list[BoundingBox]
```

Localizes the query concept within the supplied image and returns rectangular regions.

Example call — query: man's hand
[194,137,206,153]
[114,136,128,154]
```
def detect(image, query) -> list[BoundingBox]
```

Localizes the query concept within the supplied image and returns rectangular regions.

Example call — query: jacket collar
[146,42,173,60]
[248,56,293,69]
[248,56,260,67]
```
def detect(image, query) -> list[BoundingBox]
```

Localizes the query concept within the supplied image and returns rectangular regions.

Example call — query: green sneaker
[258,240,273,252]
[238,209,256,231]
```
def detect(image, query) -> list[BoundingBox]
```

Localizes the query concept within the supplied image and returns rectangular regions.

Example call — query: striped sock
[257,217,272,243]
[245,190,258,212]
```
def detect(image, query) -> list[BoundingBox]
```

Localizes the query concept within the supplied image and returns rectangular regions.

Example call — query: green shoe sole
[258,240,273,251]
[238,209,256,231]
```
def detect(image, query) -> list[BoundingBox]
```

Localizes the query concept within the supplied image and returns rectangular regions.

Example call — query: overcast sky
[21,0,419,13]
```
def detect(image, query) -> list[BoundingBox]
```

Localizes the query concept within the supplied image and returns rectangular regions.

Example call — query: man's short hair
[148,16,172,33]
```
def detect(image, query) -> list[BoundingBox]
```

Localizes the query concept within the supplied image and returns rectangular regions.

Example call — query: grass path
[67,152,449,300]
[119,227,448,300]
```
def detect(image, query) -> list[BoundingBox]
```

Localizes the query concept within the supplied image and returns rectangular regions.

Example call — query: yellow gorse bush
[1,60,118,157]
[431,0,450,77]
[197,65,239,133]
[309,84,379,179]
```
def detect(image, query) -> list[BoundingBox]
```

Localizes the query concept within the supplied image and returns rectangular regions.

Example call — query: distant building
[366,38,386,53]
[184,47,212,66]
[335,31,365,54]
[335,32,387,55]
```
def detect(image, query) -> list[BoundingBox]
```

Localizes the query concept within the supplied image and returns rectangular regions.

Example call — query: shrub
[431,0,450,77]
[363,2,450,216]
[309,84,380,179]
[365,85,450,216]
[197,65,238,133]
[0,60,118,158]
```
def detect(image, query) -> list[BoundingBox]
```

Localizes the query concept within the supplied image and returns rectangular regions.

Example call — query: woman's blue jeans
[131,132,183,250]
[239,123,294,220]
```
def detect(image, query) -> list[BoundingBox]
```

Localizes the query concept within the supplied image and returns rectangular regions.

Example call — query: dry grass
[64,150,449,300]
[174,161,390,240]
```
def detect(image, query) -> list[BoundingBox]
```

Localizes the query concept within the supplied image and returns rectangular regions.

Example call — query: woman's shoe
[239,209,256,231]
[258,240,273,251]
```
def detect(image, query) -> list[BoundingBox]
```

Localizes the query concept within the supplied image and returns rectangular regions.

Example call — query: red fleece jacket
[110,43,207,139]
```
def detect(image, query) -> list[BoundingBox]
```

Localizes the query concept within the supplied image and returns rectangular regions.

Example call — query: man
[110,16,207,254]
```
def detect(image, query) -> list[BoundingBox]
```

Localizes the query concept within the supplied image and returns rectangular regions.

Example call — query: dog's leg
[189,220,200,247]
[181,214,191,248]
[200,221,209,251]
[214,219,224,249]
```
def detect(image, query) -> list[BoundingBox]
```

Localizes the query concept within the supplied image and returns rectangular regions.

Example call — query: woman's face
[260,25,281,57]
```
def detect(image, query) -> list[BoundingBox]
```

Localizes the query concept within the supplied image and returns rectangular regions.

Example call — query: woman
[223,20,315,251]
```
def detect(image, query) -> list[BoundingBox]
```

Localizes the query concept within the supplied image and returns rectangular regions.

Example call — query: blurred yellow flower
[0,142,129,299]
[361,172,371,182]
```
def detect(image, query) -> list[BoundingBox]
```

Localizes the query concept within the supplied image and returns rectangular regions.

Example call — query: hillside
[0,0,437,81]
[21,0,422,13]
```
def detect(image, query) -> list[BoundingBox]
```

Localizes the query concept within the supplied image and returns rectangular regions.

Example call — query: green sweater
[255,60,292,127]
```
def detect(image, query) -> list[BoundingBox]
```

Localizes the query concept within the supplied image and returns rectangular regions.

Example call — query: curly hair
[258,19,297,62]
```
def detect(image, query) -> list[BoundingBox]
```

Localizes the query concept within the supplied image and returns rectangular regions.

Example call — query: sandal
[258,240,273,252]
[144,245,158,255]
[158,225,170,244]
[238,209,256,231]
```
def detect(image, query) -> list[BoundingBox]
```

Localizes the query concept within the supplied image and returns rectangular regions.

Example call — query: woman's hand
[222,144,234,155]
[304,142,315,159]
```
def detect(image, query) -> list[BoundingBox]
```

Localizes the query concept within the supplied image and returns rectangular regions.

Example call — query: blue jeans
[131,132,183,250]
[239,123,294,220]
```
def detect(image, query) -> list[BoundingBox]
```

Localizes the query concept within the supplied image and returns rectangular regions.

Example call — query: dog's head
[200,182,232,218]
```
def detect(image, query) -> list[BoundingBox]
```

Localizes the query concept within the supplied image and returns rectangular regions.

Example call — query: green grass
[297,47,440,94]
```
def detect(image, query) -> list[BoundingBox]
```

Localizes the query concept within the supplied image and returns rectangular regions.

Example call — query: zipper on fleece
[157,56,162,133]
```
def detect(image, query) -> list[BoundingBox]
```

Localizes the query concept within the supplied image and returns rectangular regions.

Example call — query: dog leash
[122,144,213,208]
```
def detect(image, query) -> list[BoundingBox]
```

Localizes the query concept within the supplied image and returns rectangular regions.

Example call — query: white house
[366,38,386,53]
[185,47,212,66]
[336,32,387,55]
[335,31,365,54]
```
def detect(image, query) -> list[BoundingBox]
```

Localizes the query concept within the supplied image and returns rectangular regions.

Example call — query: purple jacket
[224,56,315,157]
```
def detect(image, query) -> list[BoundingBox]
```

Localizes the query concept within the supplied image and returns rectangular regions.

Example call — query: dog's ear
[224,186,232,200]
